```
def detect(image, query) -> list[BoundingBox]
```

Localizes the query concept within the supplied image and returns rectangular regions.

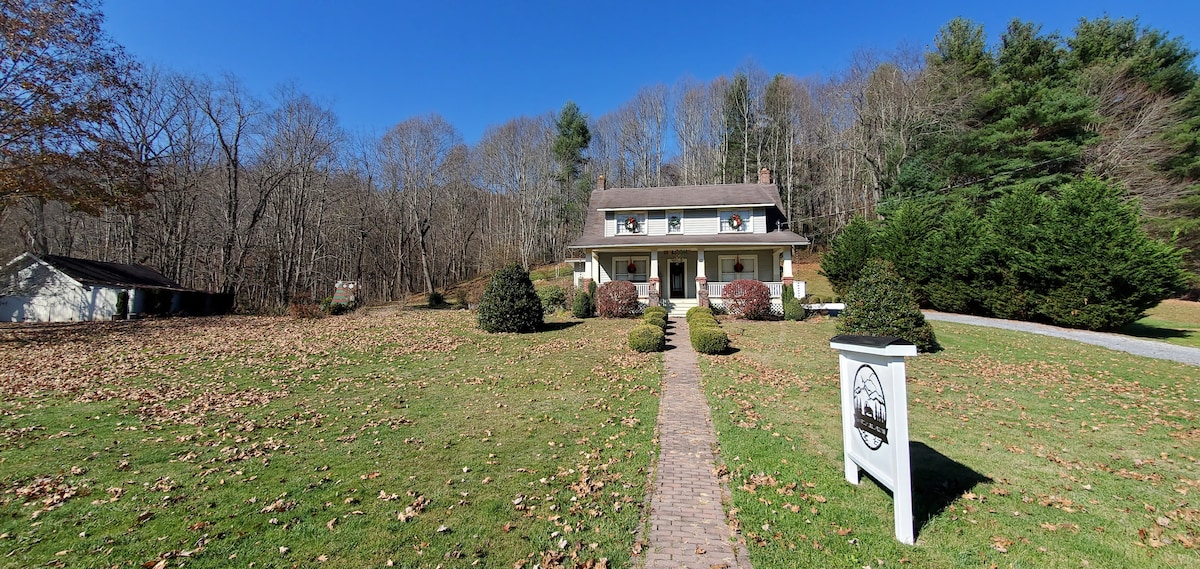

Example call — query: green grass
[703,318,1200,568]
[0,311,659,568]
[1121,299,1200,348]
[794,260,835,299]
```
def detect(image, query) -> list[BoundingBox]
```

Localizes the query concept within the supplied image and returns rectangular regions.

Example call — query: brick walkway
[643,318,750,569]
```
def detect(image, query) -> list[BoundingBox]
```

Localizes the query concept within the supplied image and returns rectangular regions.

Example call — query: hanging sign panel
[830,335,918,544]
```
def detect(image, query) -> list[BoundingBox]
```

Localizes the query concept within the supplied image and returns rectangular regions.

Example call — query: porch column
[781,248,800,299]
[781,248,794,285]
[648,250,661,307]
[696,249,709,308]
[590,251,600,287]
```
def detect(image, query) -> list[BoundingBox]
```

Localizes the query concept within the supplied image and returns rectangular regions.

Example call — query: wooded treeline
[3,1,1198,312]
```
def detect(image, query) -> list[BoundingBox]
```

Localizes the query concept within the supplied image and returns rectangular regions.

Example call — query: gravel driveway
[924,311,1200,367]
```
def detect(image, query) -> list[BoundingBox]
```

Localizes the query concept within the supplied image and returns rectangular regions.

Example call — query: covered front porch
[574,248,805,316]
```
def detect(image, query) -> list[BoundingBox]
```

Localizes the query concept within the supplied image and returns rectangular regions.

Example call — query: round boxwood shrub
[628,324,666,353]
[721,279,771,319]
[837,259,939,352]
[689,315,719,328]
[643,315,667,330]
[477,263,544,333]
[643,305,668,319]
[595,281,639,318]
[690,326,729,354]
[685,306,713,322]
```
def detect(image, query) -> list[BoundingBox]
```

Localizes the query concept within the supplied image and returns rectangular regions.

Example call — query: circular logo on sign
[852,364,888,450]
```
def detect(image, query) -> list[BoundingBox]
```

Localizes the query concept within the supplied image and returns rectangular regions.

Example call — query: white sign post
[830,334,918,544]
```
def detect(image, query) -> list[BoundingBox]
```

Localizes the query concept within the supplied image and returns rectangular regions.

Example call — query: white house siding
[604,212,615,237]
[685,210,718,234]
[0,261,124,321]
[753,208,766,234]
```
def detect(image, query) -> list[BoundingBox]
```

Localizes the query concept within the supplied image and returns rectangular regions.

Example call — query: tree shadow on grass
[1118,321,1192,341]
[540,321,581,332]
[910,441,992,536]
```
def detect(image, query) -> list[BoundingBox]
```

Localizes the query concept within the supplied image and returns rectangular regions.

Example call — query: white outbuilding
[0,253,185,322]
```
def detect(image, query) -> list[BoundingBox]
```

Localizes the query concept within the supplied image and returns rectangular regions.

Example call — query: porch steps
[659,298,698,318]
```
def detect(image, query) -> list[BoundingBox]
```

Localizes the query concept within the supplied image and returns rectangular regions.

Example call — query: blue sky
[102,0,1199,144]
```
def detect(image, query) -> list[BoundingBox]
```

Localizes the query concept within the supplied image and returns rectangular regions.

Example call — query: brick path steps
[642,318,750,569]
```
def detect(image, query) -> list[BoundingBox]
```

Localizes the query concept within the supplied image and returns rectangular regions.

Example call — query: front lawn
[0,311,659,568]
[704,317,1199,568]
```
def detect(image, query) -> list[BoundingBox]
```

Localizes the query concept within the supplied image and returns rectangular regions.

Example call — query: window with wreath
[719,210,750,233]
[613,256,649,282]
[615,212,647,235]
[666,211,683,234]
[718,255,756,281]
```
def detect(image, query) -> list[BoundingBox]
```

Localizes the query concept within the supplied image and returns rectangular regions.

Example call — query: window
[718,255,756,281]
[613,256,649,282]
[719,209,750,233]
[666,211,683,234]
[616,212,647,235]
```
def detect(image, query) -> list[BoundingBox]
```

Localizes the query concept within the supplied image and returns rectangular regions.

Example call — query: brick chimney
[758,167,771,184]
[596,175,606,191]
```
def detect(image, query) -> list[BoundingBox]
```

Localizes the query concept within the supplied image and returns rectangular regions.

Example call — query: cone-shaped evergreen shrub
[820,215,874,296]
[477,263,544,333]
[838,259,940,352]
[782,284,805,321]
[571,288,594,318]
[628,324,665,352]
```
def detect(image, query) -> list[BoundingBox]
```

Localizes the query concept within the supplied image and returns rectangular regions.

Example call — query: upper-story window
[616,211,647,235]
[666,211,683,234]
[720,209,750,233]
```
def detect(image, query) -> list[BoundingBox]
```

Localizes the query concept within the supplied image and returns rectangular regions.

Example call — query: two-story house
[569,168,809,316]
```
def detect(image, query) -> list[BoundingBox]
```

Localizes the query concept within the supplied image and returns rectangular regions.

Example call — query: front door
[669,262,685,298]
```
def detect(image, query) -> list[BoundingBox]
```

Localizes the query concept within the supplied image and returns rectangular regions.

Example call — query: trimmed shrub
[477,263,544,333]
[537,285,567,313]
[628,324,666,353]
[428,290,445,307]
[643,305,668,319]
[685,306,713,322]
[643,315,667,330]
[782,284,804,321]
[690,326,729,354]
[571,290,595,318]
[595,281,639,318]
[689,314,720,329]
[838,259,939,352]
[721,279,771,320]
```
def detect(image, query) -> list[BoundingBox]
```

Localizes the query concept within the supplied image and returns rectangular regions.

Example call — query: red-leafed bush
[722,279,771,320]
[595,281,639,318]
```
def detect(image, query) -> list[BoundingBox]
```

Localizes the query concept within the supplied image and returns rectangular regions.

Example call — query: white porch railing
[706,281,793,299]
[634,282,652,298]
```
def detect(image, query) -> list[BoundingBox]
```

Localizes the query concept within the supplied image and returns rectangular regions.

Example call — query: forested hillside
[2,2,1197,311]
